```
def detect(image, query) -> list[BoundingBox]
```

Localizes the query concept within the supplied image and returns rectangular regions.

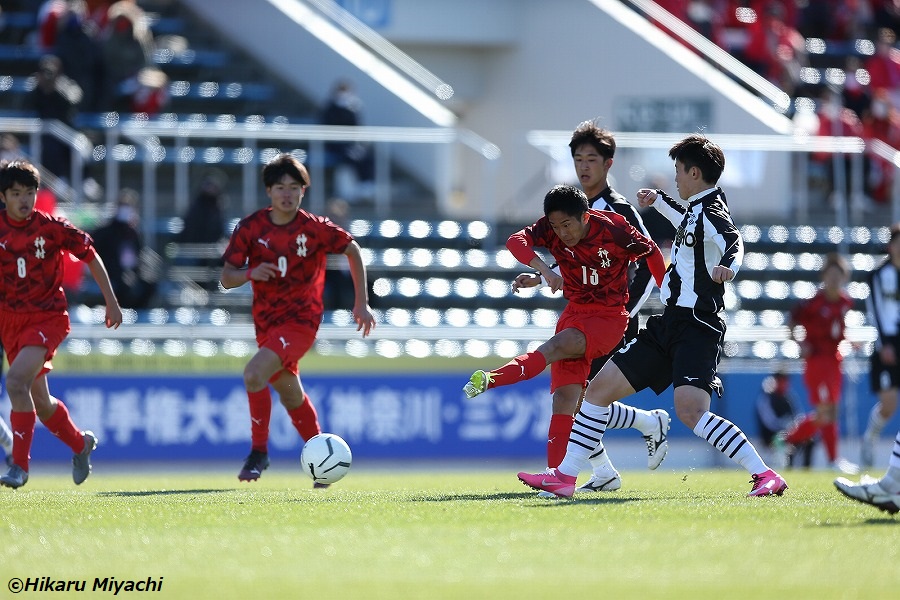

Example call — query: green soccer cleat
[463,370,493,399]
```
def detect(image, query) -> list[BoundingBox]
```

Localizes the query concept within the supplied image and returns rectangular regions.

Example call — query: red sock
[10,410,36,471]
[820,422,838,462]
[248,388,272,453]
[489,352,547,389]
[785,414,818,446]
[287,395,321,442]
[41,399,85,454]
[547,414,574,469]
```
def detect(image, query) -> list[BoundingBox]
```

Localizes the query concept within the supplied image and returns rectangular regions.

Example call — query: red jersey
[507,209,656,307]
[0,209,96,313]
[791,289,853,360]
[222,207,353,332]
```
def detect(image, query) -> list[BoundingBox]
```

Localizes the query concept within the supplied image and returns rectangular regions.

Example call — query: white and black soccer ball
[300,433,352,485]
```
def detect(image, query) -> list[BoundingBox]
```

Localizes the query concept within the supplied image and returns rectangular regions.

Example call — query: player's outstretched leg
[72,431,97,485]
[238,449,270,482]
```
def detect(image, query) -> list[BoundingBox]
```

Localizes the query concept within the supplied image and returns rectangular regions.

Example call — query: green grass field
[1,466,897,599]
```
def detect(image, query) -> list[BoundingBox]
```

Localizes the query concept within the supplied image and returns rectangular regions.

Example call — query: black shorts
[611,307,725,397]
[588,316,639,380]
[870,337,900,392]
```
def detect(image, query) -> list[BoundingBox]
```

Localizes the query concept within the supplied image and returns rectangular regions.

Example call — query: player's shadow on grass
[97,489,235,497]
[812,517,898,527]
[414,492,640,505]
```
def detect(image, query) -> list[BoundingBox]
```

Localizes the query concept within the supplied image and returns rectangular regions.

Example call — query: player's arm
[705,205,743,284]
[86,255,123,329]
[507,228,562,292]
[220,261,279,288]
[638,188,685,227]
[343,240,376,337]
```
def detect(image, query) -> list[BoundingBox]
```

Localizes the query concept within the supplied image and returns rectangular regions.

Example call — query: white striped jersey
[650,187,743,313]
[866,258,900,346]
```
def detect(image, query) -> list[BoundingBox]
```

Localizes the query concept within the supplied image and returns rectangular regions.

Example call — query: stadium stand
[0,1,890,363]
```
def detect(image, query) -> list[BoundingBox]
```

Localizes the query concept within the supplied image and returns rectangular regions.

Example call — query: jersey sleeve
[704,202,744,275]
[222,217,252,267]
[653,190,686,227]
[506,222,545,266]
[58,218,97,262]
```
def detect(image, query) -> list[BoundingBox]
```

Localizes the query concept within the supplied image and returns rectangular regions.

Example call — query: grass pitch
[1,466,897,599]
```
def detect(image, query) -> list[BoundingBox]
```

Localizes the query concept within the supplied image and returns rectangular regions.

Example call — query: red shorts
[0,309,70,376]
[803,355,842,406]
[256,323,316,379]
[550,303,628,392]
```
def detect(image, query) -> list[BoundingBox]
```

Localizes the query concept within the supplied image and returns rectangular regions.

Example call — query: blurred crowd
[656,0,900,206]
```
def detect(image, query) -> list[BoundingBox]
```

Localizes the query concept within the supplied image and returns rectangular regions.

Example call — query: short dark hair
[569,120,616,160]
[823,252,849,276]
[0,159,40,194]
[669,134,724,184]
[262,153,310,188]
[543,184,589,218]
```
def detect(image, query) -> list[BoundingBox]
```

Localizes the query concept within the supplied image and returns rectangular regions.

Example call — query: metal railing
[1,116,501,249]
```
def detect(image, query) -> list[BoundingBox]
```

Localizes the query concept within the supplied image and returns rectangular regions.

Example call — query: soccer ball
[300,433,352,485]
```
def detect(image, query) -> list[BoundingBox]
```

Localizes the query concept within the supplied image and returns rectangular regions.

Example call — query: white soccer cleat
[644,409,670,470]
[576,470,622,493]
[834,477,900,514]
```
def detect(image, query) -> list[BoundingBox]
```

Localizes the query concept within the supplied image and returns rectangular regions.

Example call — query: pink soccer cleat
[517,468,577,498]
[747,469,788,497]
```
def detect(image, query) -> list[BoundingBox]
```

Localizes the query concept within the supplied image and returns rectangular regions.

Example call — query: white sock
[588,443,617,475]
[693,411,768,475]
[606,402,656,435]
[558,402,609,477]
[0,418,12,455]
[865,404,887,439]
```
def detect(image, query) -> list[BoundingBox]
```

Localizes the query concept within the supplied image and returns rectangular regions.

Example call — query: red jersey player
[463,184,666,473]
[221,153,375,484]
[0,159,122,490]
[782,252,857,473]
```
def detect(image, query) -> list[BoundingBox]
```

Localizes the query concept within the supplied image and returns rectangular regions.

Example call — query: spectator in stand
[100,0,152,112]
[865,28,900,108]
[755,370,814,468]
[36,0,69,51]
[130,67,169,116]
[90,188,156,308]
[743,1,807,96]
[175,171,227,284]
[322,197,354,311]
[28,54,82,181]
[0,134,25,163]
[809,89,865,205]
[861,89,900,204]
[319,79,374,201]
[874,0,900,39]
[53,0,104,113]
